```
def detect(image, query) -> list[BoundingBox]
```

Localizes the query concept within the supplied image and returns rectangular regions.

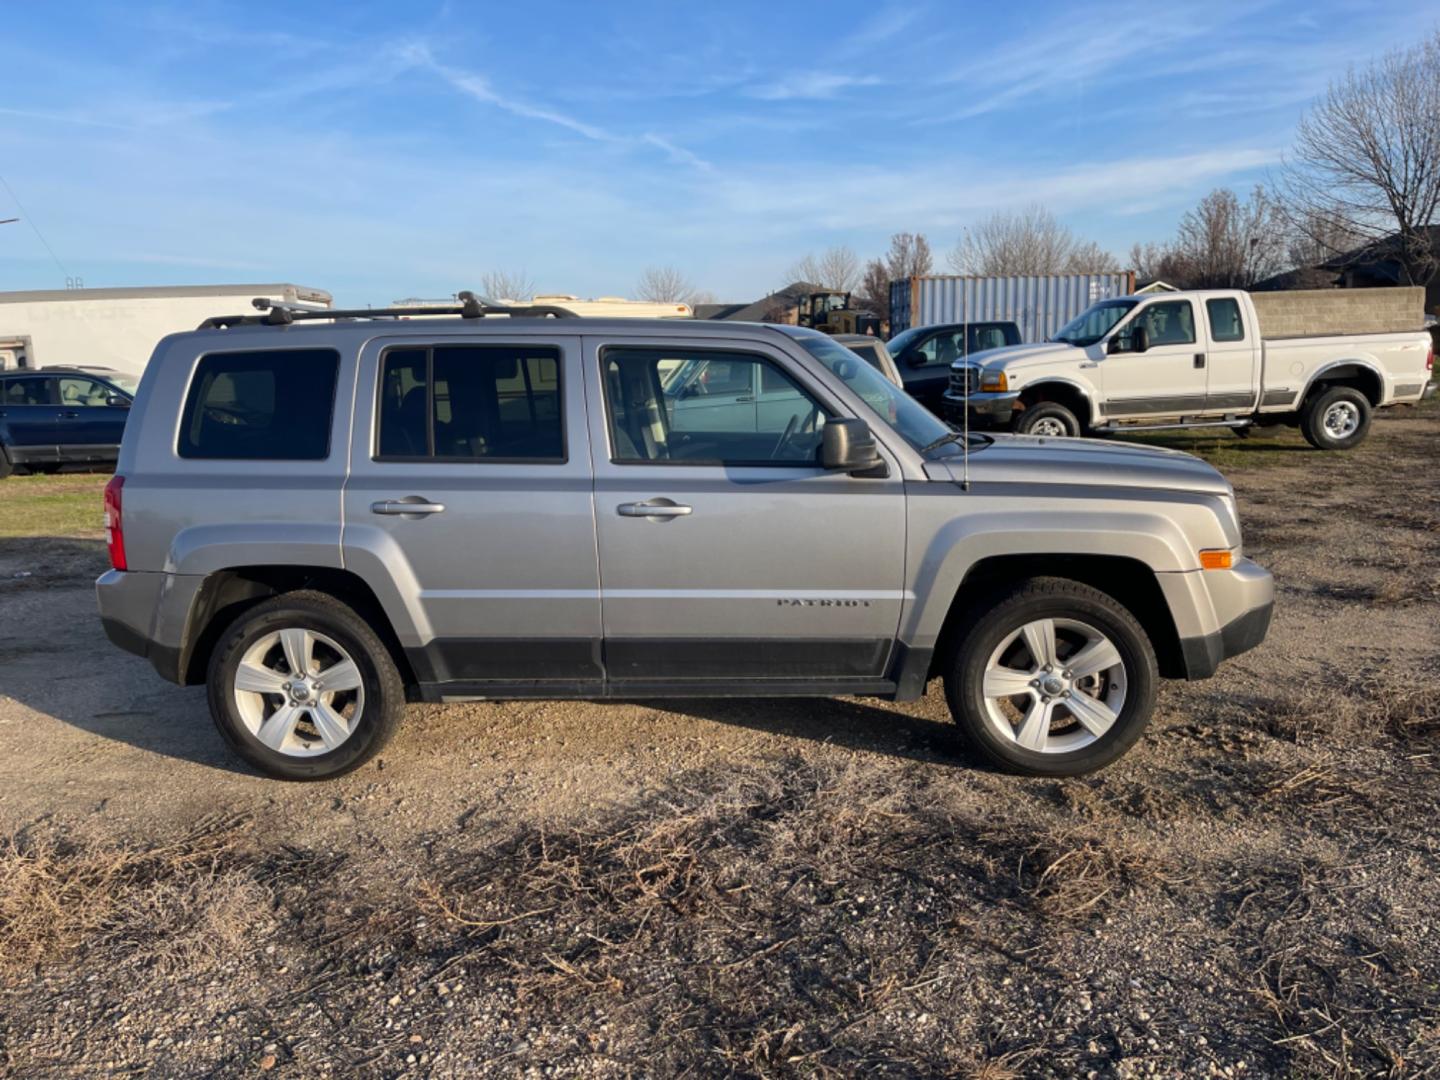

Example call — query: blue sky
[0,1,1435,306]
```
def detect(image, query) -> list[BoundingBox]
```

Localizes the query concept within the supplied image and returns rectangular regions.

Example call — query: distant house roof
[1135,279,1179,293]
[698,281,822,321]
[1251,266,1342,292]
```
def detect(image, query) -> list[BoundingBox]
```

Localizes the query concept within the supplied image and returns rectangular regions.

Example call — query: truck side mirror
[1107,325,1150,355]
[822,418,886,475]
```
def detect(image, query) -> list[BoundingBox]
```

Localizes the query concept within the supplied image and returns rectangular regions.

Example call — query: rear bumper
[96,568,199,684]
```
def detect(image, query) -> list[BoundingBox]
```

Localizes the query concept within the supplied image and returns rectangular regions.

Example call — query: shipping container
[888,272,1136,341]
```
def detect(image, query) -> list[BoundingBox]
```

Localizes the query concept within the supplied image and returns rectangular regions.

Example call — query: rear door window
[1,376,54,405]
[1206,298,1246,342]
[179,349,340,459]
[377,345,564,462]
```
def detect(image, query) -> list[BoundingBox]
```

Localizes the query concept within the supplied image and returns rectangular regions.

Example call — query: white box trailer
[390,294,693,319]
[0,283,332,377]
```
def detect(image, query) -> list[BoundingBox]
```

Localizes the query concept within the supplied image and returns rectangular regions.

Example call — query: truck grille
[949,365,981,396]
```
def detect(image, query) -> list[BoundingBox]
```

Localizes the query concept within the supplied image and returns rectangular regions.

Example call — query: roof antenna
[961,255,971,491]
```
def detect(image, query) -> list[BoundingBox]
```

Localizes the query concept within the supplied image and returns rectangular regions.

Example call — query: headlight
[980,371,1009,392]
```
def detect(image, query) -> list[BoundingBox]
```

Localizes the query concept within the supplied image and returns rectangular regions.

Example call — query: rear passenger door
[0,376,60,460]
[584,335,907,688]
[342,336,603,692]
[1201,297,1258,413]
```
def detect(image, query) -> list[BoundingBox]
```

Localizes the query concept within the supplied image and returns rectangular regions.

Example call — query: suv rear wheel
[206,591,404,780]
[943,577,1157,776]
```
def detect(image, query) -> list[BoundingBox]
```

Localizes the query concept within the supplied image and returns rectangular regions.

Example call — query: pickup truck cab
[944,290,1434,449]
[886,321,1021,412]
[96,296,1272,781]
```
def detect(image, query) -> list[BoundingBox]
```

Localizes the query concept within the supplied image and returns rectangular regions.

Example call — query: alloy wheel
[232,628,364,757]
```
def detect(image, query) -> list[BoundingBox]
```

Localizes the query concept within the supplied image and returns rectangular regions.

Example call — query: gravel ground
[0,405,1437,1078]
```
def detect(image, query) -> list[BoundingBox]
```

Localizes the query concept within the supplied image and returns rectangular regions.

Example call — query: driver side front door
[1101,299,1209,420]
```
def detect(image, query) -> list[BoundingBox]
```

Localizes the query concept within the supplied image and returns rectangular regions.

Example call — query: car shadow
[0,538,257,777]
[632,694,968,766]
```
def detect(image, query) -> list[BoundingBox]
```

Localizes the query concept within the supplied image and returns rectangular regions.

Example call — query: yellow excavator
[796,291,882,337]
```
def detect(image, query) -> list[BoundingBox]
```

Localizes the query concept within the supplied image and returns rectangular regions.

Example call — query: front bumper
[941,389,1020,423]
[1170,557,1275,679]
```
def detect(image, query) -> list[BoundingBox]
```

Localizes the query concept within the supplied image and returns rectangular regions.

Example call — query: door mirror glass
[821,417,885,474]
[1109,325,1149,354]
[107,395,131,408]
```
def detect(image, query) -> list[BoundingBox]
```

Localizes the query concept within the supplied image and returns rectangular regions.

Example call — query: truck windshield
[789,331,968,455]
[886,327,924,354]
[1051,300,1137,346]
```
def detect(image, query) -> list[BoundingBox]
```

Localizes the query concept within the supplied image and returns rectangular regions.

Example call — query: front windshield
[790,332,964,454]
[109,374,140,395]
[1051,300,1137,346]
[886,327,924,354]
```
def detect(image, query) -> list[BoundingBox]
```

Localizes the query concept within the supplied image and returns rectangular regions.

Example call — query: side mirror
[1107,325,1149,355]
[904,352,927,369]
[107,395,131,408]
[822,418,886,475]
[1132,325,1150,353]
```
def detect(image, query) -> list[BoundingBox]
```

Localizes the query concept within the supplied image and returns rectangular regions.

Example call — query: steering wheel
[770,413,801,459]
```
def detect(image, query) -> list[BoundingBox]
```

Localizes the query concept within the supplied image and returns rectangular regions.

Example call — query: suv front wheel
[207,591,405,780]
[943,577,1157,776]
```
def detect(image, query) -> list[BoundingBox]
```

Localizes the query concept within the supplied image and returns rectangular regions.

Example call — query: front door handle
[734,395,755,403]
[618,498,692,519]
[372,498,446,516]
[60,410,80,419]
[1194,353,1206,369]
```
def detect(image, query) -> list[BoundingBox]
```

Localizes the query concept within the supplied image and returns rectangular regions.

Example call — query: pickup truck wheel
[1013,402,1081,438]
[943,578,1158,776]
[206,590,404,780]
[1300,386,1371,450]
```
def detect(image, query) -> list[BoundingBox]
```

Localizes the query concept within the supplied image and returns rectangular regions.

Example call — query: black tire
[0,446,11,480]
[1300,385,1371,450]
[206,590,405,780]
[942,577,1158,777]
[1013,401,1082,438]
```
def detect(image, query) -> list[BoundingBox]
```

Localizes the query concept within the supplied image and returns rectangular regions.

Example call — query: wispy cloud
[399,41,713,170]
[746,72,883,101]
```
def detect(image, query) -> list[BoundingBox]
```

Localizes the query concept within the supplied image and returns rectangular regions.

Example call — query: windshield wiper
[920,430,965,455]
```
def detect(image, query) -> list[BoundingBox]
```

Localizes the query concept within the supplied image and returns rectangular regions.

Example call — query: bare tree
[856,258,891,316]
[480,269,536,301]
[884,232,934,280]
[1285,208,1367,268]
[634,265,697,303]
[949,205,1118,275]
[1171,187,1287,289]
[1277,30,1440,286]
[786,245,862,291]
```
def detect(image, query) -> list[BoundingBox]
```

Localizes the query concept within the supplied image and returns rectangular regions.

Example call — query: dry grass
[0,812,262,979]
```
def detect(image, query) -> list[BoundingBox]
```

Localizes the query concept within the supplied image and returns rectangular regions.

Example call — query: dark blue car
[0,366,136,478]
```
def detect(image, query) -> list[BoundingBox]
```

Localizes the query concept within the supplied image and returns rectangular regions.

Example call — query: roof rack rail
[197,290,579,329]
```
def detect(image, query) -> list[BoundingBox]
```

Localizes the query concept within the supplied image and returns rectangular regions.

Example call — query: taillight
[1427,346,1434,371]
[104,475,126,571]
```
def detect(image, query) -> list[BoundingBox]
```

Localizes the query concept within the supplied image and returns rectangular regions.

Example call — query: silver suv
[96,296,1273,780]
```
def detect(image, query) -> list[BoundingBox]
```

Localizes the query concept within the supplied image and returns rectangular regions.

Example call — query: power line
[0,172,70,280]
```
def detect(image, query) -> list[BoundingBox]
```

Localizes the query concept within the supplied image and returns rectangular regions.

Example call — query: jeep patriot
[96,295,1273,780]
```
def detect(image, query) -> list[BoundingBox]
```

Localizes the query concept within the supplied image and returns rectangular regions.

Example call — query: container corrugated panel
[888,273,1135,340]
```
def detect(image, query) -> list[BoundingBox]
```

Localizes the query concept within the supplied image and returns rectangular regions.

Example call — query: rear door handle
[372,498,446,516]
[60,411,80,419]
[1194,353,1206,369]
[618,499,692,519]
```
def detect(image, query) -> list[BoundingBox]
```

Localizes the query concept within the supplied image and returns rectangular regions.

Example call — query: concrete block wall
[1250,287,1424,338]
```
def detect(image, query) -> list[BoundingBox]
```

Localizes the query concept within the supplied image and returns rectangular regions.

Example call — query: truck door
[585,334,907,687]
[1101,299,1209,420]
[342,335,603,692]
[1200,297,1258,413]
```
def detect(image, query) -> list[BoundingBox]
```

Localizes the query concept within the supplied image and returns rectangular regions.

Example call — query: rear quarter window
[178,349,340,460]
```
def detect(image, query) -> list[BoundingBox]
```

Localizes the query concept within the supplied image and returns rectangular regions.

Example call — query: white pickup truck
[944,289,1434,449]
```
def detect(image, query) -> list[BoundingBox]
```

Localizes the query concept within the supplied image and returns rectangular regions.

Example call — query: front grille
[948,365,980,396]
